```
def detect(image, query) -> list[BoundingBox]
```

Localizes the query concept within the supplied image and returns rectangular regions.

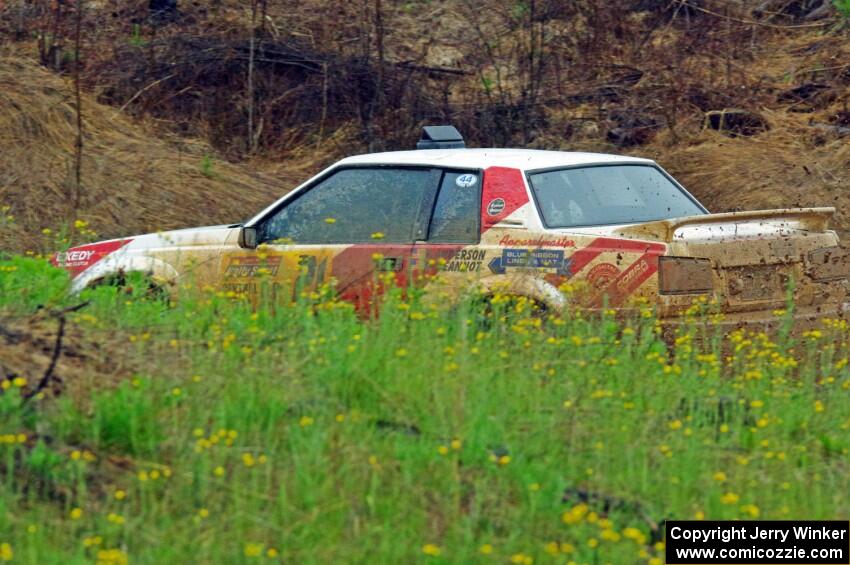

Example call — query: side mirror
[238,226,259,249]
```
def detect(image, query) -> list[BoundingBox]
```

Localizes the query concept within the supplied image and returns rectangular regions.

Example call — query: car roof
[337,148,654,171]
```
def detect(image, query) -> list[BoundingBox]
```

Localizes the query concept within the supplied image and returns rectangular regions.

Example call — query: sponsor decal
[499,234,575,248]
[586,262,620,290]
[221,281,288,303]
[224,255,282,278]
[444,248,485,272]
[61,249,95,266]
[590,253,662,307]
[530,237,666,306]
[602,254,660,303]
[488,248,572,276]
[566,237,666,279]
[614,257,649,293]
[53,239,131,277]
[487,198,505,216]
[221,283,257,295]
[455,174,478,188]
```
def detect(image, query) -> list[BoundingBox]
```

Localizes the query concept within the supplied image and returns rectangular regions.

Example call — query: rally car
[54,126,849,327]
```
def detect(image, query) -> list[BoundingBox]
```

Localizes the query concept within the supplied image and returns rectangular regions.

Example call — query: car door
[219,166,436,312]
[410,168,485,287]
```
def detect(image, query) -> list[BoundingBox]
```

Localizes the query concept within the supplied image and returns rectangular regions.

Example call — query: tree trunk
[71,0,84,231]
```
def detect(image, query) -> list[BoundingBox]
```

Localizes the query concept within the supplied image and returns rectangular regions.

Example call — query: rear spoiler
[618,207,835,243]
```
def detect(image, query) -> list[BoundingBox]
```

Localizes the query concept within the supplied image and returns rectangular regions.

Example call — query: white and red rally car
[55,126,848,326]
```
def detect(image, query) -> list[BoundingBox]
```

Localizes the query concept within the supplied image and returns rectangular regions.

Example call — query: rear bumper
[660,303,848,334]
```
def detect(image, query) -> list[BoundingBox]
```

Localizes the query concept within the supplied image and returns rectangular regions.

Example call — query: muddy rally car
[54,126,849,327]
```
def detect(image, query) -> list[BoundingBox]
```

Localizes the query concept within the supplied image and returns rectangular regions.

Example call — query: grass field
[1,257,849,564]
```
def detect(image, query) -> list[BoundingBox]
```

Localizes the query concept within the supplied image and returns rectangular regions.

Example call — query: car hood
[54,224,239,277]
[125,224,239,249]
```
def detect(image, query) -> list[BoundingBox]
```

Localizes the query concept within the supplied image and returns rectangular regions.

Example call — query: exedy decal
[488,248,572,275]
[52,239,132,277]
[61,249,95,264]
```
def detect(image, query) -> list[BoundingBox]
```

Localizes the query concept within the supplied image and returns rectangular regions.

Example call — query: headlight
[658,257,713,295]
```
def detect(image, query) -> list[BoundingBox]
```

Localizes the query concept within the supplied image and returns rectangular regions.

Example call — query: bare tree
[39,0,64,69]
[15,0,28,40]
[374,0,385,116]
[247,0,258,154]
[70,0,84,230]
[458,0,551,146]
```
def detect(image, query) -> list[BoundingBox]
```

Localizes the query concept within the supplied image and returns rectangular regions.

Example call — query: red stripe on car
[481,167,529,231]
[568,237,665,277]
[593,249,665,306]
[52,239,132,278]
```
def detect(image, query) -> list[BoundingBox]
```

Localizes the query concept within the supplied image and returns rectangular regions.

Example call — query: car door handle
[377,256,403,272]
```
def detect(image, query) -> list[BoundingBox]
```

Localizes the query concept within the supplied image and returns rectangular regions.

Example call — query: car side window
[260,167,432,244]
[427,170,481,243]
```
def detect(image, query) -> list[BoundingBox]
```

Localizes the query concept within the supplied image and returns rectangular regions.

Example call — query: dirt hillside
[645,30,850,240]
[0,1,849,250]
[0,48,298,253]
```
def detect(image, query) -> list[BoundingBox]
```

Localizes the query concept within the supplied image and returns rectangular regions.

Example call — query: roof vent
[416,125,465,150]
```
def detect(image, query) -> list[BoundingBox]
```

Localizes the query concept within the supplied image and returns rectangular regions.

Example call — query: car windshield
[528,165,705,228]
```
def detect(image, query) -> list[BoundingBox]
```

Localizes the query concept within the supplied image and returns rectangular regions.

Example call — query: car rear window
[528,165,705,228]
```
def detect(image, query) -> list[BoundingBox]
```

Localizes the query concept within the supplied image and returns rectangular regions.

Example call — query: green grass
[835,0,850,20]
[1,257,849,563]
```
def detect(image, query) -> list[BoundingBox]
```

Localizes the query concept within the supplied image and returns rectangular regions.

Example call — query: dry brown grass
[643,27,850,239]
[0,47,300,253]
[0,313,134,402]
[650,113,850,237]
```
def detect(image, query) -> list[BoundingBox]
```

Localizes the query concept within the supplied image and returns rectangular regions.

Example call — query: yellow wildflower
[244,543,264,557]
[422,543,441,556]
